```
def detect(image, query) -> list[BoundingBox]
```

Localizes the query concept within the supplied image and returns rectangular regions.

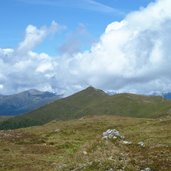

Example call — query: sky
[0,0,154,55]
[0,0,171,96]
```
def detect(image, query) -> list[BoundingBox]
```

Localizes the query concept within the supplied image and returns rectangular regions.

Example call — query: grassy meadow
[0,115,170,171]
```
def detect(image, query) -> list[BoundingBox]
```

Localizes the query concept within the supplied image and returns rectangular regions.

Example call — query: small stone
[105,168,113,171]
[122,140,132,145]
[113,136,117,139]
[141,167,151,171]
[83,151,87,155]
[54,129,60,133]
[108,156,113,160]
[102,135,108,140]
[138,141,145,147]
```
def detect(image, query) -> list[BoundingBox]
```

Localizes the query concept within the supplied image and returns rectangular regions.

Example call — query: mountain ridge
[0,89,62,116]
[0,86,171,130]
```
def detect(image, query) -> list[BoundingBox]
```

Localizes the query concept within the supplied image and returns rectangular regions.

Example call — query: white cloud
[0,22,59,94]
[0,0,171,95]
[67,0,171,94]
[59,23,90,55]
[0,84,3,90]
[17,21,58,53]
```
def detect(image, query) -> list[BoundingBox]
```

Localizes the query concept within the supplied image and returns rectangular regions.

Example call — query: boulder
[102,129,124,140]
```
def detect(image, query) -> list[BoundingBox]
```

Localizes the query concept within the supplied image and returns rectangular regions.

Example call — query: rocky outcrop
[102,129,124,140]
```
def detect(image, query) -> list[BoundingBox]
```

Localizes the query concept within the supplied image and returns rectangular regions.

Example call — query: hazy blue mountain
[0,89,62,116]
[163,92,171,100]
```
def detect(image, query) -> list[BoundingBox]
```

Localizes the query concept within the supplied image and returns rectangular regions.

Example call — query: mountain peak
[85,86,97,91]
[0,89,61,116]
[27,89,42,95]
[81,86,107,96]
[85,86,103,92]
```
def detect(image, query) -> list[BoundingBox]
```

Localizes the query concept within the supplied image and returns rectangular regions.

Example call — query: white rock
[113,136,117,139]
[102,135,108,140]
[107,129,112,134]
[102,129,123,140]
[83,151,87,155]
[122,140,132,145]
[119,135,124,140]
[54,129,60,133]
[105,168,113,171]
[138,141,145,147]
[141,167,151,171]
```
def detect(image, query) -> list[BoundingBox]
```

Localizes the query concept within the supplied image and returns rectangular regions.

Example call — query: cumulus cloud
[17,21,58,53]
[59,24,91,55]
[65,0,171,94]
[0,22,59,94]
[0,0,171,95]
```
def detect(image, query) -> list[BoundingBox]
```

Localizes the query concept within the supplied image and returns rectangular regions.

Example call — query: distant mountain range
[106,91,171,100]
[0,89,62,116]
[0,86,171,130]
[163,92,171,100]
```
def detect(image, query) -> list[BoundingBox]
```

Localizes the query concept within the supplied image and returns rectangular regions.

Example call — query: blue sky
[0,0,155,55]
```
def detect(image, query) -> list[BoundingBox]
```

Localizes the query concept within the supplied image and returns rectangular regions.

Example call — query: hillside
[0,116,13,122]
[0,115,170,170]
[0,89,61,116]
[0,87,171,130]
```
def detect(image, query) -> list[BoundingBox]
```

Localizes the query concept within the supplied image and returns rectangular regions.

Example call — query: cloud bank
[1,0,171,95]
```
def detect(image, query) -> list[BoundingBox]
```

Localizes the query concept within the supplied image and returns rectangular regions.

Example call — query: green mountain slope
[0,87,171,130]
[81,93,171,118]
[0,116,13,122]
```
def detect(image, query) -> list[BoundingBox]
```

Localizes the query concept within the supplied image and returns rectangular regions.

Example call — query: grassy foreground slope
[0,87,171,130]
[0,115,170,171]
